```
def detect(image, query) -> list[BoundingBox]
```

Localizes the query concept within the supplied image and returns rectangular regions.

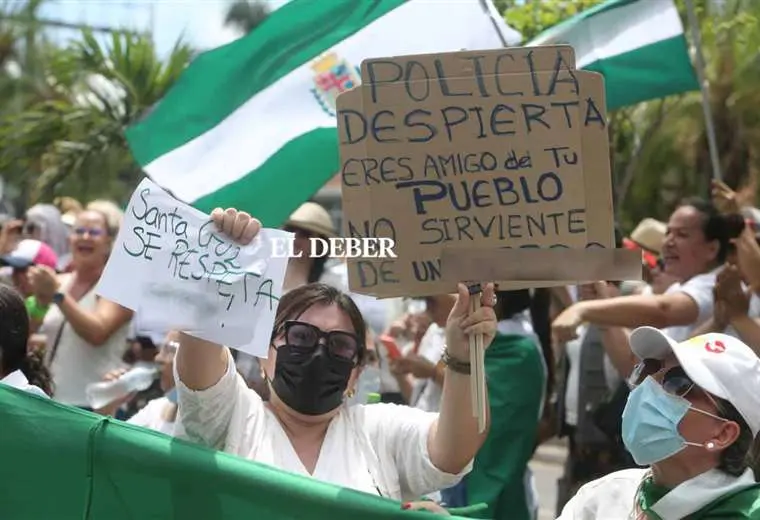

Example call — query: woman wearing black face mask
[174,208,498,503]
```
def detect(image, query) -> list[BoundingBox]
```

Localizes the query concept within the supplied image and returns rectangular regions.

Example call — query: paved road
[530,441,567,520]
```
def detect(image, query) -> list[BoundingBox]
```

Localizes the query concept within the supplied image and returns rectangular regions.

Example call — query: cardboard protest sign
[337,46,640,298]
[96,178,289,357]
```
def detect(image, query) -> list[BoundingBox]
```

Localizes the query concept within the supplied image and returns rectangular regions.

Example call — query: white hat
[629,218,667,254]
[630,326,760,437]
[284,202,336,238]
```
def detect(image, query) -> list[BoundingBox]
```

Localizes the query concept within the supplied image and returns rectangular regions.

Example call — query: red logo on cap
[705,340,726,354]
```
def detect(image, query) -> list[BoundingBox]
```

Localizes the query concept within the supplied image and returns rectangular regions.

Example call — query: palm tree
[224,0,270,36]
[0,30,195,204]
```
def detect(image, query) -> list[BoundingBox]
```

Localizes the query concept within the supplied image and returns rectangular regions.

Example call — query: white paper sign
[96,178,289,358]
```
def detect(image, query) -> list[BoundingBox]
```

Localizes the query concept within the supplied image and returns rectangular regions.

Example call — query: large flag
[127,0,518,227]
[527,0,699,110]
[0,386,472,519]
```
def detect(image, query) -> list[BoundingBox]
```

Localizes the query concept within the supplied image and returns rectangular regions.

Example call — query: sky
[39,0,293,56]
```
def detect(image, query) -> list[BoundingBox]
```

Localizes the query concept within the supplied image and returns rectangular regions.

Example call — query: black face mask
[271,343,354,415]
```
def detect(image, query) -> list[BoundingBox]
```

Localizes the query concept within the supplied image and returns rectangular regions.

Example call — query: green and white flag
[527,0,699,110]
[127,0,518,227]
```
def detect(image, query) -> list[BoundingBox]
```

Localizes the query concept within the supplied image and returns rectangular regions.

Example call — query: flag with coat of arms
[126,0,521,227]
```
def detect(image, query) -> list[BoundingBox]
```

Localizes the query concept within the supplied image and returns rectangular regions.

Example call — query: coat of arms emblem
[310,53,361,117]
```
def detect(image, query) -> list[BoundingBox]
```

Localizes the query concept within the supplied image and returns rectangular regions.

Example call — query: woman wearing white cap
[557,327,760,519]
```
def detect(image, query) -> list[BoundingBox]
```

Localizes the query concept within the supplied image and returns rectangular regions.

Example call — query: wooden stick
[469,295,479,412]
[467,284,487,433]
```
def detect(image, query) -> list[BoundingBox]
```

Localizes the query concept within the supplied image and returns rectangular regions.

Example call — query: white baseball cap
[629,326,760,437]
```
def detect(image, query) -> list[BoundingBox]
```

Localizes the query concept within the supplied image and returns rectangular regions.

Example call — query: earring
[345,388,355,398]
[706,441,716,450]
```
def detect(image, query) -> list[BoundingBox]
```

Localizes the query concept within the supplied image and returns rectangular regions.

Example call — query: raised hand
[211,208,261,246]
[444,283,497,360]
[715,264,750,320]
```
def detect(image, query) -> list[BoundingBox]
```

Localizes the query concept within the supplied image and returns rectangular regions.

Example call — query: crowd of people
[2,180,760,519]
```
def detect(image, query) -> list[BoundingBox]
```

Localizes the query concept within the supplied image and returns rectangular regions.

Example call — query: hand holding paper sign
[96,178,289,358]
[210,207,261,247]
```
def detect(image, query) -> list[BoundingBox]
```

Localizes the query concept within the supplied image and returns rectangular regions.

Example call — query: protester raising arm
[428,283,495,473]
[30,268,131,346]
[553,291,700,342]
[732,225,760,295]
[29,210,132,346]
[555,200,743,344]
[714,264,760,354]
[175,209,260,392]
[174,207,497,500]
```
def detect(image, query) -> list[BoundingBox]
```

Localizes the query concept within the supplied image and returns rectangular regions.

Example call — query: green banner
[0,385,471,519]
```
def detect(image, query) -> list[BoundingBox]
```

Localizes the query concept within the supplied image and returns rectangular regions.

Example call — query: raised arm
[427,283,496,474]
[175,333,230,390]
[175,208,261,391]
[56,296,132,346]
[553,292,700,343]
[30,266,133,346]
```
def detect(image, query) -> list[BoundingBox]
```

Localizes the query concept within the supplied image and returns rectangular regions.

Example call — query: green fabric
[639,476,760,519]
[464,334,545,520]
[692,486,760,519]
[126,0,407,166]
[0,385,474,520]
[190,128,338,226]
[583,35,698,110]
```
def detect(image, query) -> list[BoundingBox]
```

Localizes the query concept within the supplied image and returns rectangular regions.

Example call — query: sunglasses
[283,320,362,364]
[73,227,105,237]
[629,359,694,397]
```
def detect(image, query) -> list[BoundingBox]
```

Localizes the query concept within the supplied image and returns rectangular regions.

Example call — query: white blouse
[174,349,469,501]
[128,397,181,436]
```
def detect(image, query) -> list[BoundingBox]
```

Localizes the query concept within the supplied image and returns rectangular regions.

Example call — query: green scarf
[637,473,760,519]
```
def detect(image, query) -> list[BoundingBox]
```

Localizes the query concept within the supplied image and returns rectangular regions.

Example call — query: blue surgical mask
[165,388,178,404]
[622,376,699,466]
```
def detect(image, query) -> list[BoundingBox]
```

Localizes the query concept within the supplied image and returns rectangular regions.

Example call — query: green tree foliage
[0,24,194,206]
[225,0,270,36]
[499,0,603,42]
[496,0,760,228]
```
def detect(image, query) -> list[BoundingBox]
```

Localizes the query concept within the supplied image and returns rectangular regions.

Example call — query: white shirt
[40,273,130,406]
[175,350,469,501]
[0,370,49,399]
[410,324,445,412]
[662,269,719,341]
[128,396,183,436]
[557,467,756,519]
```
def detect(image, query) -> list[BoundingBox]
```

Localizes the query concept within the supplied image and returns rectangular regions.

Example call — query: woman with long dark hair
[0,285,52,398]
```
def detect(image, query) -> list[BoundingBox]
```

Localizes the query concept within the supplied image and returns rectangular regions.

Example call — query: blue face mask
[622,376,702,466]
[165,388,178,404]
